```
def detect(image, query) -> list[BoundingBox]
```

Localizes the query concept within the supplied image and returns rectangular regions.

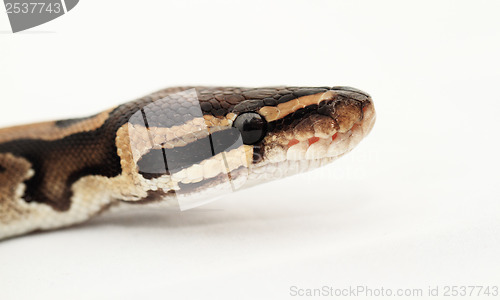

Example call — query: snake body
[0,86,375,240]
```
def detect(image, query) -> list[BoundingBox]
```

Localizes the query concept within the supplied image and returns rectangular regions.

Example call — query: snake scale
[0,86,375,240]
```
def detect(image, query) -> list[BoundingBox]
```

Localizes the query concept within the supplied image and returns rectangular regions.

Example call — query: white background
[1,1,499,299]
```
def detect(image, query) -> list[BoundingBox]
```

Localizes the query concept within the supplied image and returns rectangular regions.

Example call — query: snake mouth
[285,115,370,161]
[257,96,376,164]
[294,100,375,161]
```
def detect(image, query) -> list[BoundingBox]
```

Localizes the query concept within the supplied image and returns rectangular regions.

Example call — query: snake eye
[233,112,267,145]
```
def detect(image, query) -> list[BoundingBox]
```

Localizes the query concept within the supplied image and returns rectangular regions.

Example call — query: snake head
[125,86,375,207]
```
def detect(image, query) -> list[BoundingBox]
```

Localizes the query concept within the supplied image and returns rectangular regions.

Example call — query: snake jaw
[257,92,375,165]
[280,125,354,161]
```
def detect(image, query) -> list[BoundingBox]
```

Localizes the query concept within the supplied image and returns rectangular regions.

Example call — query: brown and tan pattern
[0,108,115,144]
[0,86,375,240]
[0,153,33,224]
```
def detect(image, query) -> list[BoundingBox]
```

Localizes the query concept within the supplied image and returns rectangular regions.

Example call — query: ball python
[0,86,376,240]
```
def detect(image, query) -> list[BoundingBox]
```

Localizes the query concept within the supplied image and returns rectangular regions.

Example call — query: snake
[0,86,375,240]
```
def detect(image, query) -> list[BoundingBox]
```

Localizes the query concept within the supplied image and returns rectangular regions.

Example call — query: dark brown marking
[233,100,267,114]
[55,114,98,128]
[331,86,371,97]
[292,88,328,98]
[127,190,174,205]
[270,103,327,132]
[0,154,32,218]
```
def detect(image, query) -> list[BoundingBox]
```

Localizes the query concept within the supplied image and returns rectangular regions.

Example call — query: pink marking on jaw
[288,139,299,148]
[308,137,320,146]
